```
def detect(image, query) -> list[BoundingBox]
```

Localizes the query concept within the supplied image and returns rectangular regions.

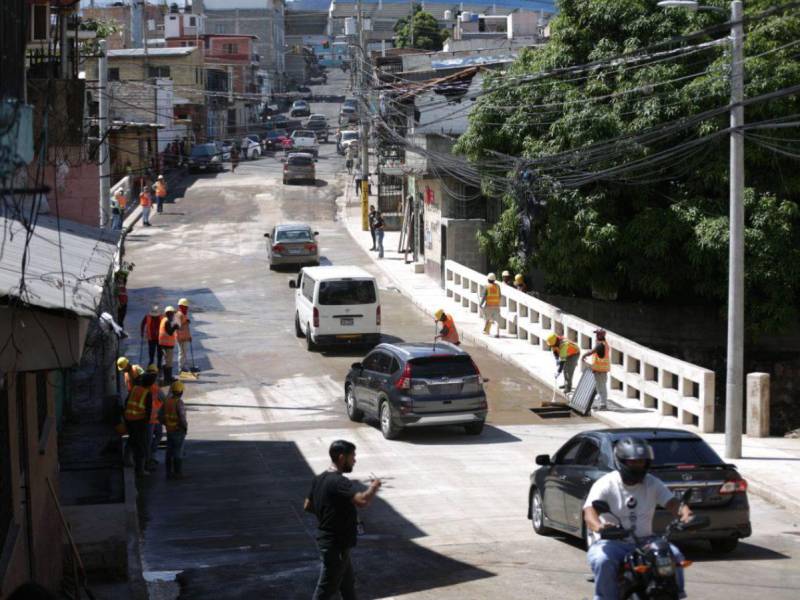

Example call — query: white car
[289,130,319,158]
[240,137,261,160]
[289,266,381,351]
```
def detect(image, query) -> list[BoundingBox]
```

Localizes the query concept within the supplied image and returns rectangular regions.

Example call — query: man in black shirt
[304,440,381,600]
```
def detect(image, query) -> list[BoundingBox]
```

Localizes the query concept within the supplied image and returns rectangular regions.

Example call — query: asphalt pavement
[120,73,800,600]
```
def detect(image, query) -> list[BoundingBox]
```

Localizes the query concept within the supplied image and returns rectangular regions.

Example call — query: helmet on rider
[613,437,654,485]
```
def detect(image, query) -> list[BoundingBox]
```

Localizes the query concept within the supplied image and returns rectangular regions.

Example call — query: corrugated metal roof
[0,211,118,318]
[108,47,196,58]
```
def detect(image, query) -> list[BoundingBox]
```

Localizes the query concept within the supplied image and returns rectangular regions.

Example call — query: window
[36,372,47,438]
[301,275,315,301]
[189,17,197,27]
[223,43,239,55]
[575,440,601,467]
[148,66,170,79]
[647,438,723,466]
[363,353,391,373]
[408,356,477,378]
[389,357,400,374]
[555,439,584,465]
[31,4,48,41]
[108,68,120,82]
[215,24,225,34]
[317,281,376,306]
[275,229,312,242]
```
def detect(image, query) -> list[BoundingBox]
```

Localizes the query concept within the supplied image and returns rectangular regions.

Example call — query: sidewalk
[338,179,800,517]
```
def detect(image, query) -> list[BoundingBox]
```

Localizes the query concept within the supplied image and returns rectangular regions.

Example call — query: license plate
[340,318,354,326]
[673,487,703,503]
[288,248,303,255]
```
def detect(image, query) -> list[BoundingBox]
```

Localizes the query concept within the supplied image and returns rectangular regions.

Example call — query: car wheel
[306,324,317,351]
[283,177,288,185]
[268,262,275,271]
[531,488,553,535]
[464,420,484,435]
[295,313,304,337]
[709,538,739,553]
[345,386,364,422]
[379,400,400,440]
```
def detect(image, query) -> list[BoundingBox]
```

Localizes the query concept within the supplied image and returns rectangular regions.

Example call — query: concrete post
[746,372,770,438]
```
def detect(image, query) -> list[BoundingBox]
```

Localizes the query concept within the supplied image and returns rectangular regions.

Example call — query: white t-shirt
[584,471,674,541]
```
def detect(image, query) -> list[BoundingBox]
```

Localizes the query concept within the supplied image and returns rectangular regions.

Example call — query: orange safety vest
[149,385,162,424]
[440,314,460,344]
[124,385,149,421]
[155,181,167,198]
[176,311,191,342]
[124,365,144,392]
[115,192,127,209]
[592,340,610,373]
[159,316,176,347]
[163,395,181,432]
[485,282,501,307]
[139,191,152,207]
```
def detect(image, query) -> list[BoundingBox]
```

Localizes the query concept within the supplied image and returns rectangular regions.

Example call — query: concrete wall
[443,218,486,275]
[0,371,64,596]
[31,149,102,229]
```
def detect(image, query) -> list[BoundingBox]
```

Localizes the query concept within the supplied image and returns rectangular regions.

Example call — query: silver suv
[283,152,316,185]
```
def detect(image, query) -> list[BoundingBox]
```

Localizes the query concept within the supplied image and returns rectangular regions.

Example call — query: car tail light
[376,305,381,326]
[313,307,319,328]
[394,363,411,390]
[304,243,317,252]
[479,398,488,410]
[273,244,286,253]
[719,479,748,494]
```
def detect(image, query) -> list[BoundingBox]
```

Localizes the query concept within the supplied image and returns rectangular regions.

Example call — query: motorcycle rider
[583,437,694,599]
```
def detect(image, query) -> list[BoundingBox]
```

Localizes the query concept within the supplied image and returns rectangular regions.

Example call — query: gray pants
[562,354,579,392]
[178,340,189,371]
[593,371,608,408]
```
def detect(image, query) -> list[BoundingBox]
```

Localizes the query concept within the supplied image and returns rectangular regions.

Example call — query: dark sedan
[528,428,751,553]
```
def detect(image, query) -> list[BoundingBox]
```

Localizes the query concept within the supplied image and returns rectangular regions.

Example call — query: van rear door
[315,278,380,338]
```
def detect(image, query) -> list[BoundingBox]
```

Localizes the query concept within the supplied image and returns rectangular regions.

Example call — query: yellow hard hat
[546,333,558,347]
[116,356,129,371]
[501,270,510,277]
[170,380,185,394]
[164,305,175,313]
[514,274,524,284]
[146,364,159,373]
[178,298,189,307]
[434,309,445,320]
[487,272,496,282]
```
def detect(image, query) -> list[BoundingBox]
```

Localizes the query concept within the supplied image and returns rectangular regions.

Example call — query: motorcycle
[591,493,710,600]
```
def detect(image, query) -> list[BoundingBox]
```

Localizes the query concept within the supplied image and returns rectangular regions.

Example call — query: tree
[395,4,447,51]
[455,0,800,332]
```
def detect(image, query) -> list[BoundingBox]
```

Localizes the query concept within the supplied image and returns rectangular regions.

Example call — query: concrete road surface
[124,76,800,600]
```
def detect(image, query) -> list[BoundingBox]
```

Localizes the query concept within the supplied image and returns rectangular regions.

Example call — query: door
[357,352,385,414]
[315,278,378,337]
[297,273,314,332]
[562,438,607,532]
[366,352,393,413]
[543,437,584,528]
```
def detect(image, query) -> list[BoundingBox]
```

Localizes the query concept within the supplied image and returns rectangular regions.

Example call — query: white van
[290,266,381,351]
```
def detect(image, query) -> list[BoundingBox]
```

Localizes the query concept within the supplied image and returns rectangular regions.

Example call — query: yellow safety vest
[558,338,580,360]
[485,283,501,307]
[592,341,610,373]
[125,385,149,421]
[163,395,181,432]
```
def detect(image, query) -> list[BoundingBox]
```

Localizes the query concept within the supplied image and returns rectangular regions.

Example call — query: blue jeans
[149,422,163,455]
[166,431,186,462]
[587,539,684,600]
[111,211,122,230]
[376,229,384,258]
[142,205,151,225]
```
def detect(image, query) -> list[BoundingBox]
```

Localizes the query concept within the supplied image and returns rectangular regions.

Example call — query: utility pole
[409,0,415,47]
[357,0,370,231]
[98,39,110,228]
[725,0,745,459]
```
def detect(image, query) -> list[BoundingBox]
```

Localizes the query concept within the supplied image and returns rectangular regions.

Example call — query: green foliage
[395,5,446,51]
[457,0,800,332]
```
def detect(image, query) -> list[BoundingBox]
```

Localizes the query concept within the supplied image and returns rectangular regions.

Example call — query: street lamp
[658,1,745,458]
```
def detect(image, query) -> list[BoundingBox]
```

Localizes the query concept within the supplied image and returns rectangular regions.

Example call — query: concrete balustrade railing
[445,260,716,432]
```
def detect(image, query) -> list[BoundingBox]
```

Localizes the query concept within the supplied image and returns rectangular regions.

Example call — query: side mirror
[592,500,611,514]
[535,454,551,466]
[289,280,297,289]
[351,362,362,370]
[264,233,270,238]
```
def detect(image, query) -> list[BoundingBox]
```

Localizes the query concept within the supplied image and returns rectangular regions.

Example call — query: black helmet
[614,437,654,485]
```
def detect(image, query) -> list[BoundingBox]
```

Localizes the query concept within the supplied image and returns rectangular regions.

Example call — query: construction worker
[111,189,125,230]
[145,364,163,469]
[514,273,528,293]
[160,380,188,479]
[117,356,144,392]
[175,298,192,373]
[582,328,610,410]
[434,309,460,345]
[139,182,153,226]
[124,375,153,477]
[501,270,512,286]
[154,174,168,214]
[114,269,129,327]
[140,305,161,367]
[546,333,581,394]
[480,272,502,337]
[158,306,180,383]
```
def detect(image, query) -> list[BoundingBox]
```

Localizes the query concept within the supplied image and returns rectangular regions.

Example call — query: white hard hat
[487,272,496,282]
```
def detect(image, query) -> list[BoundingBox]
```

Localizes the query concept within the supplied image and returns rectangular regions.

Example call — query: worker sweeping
[160,380,188,480]
[145,364,163,470]
[434,309,460,345]
[158,306,180,384]
[546,333,581,394]
[140,305,161,367]
[480,272,502,337]
[117,356,144,392]
[175,298,192,374]
[582,328,610,410]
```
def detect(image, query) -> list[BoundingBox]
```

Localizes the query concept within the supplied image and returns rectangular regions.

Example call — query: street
[123,83,800,600]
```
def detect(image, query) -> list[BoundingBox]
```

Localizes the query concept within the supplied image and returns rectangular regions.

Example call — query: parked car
[339,104,358,125]
[240,137,262,160]
[282,152,316,185]
[265,128,291,151]
[295,85,313,100]
[289,130,319,157]
[336,129,359,155]
[264,223,319,269]
[187,143,223,173]
[344,343,487,439]
[290,266,380,352]
[305,114,329,143]
[306,73,328,85]
[290,100,311,118]
[220,140,233,160]
[528,428,751,552]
